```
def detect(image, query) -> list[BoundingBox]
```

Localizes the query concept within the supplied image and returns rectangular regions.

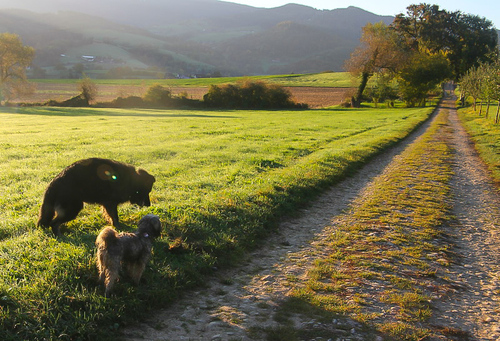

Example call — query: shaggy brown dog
[37,158,155,236]
[95,214,162,297]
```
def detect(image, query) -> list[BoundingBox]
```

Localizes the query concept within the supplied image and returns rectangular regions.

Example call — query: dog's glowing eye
[104,170,118,180]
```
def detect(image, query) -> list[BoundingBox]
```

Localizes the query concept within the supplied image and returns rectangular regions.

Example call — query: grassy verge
[0,104,434,340]
[277,106,457,340]
[457,103,500,183]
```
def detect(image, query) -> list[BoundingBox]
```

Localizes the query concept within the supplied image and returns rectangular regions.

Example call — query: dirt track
[426,98,500,340]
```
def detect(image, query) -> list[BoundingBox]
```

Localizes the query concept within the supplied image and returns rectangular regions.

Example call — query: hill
[0,1,395,77]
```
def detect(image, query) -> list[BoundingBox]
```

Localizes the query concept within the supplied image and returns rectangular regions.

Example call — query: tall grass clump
[0,103,434,339]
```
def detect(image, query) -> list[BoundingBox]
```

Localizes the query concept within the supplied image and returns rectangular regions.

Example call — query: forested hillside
[0,1,394,77]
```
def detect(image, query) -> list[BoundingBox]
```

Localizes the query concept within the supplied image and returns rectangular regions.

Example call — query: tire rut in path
[427,98,500,340]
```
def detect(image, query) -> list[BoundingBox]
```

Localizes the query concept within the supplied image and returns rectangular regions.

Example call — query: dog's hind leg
[37,201,55,230]
[96,251,106,284]
[49,201,84,236]
[104,271,119,298]
[126,261,147,286]
[104,258,121,297]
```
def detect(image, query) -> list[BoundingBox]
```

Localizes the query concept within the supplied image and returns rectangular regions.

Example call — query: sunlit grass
[31,71,354,88]
[0,104,433,340]
[458,103,500,182]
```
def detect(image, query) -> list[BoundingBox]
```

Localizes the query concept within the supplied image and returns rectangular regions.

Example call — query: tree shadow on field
[11,107,239,119]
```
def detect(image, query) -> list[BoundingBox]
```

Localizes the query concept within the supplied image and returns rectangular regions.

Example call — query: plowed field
[15,83,352,108]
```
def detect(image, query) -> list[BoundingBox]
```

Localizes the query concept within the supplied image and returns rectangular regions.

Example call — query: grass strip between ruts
[278,106,457,340]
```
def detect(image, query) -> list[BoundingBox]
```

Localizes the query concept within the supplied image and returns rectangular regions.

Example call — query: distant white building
[81,55,95,62]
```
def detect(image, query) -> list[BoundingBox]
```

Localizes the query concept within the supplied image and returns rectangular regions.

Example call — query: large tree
[344,22,407,107]
[0,33,35,103]
[398,52,450,107]
[392,4,449,52]
[447,13,499,80]
[392,3,498,80]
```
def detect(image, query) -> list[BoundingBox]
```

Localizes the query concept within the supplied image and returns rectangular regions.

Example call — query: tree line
[459,60,500,123]
[346,3,498,107]
[1,3,498,108]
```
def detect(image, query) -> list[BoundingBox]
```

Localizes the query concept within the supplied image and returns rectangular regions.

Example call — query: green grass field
[266,72,355,88]
[0,104,434,340]
[32,72,354,88]
[458,103,500,183]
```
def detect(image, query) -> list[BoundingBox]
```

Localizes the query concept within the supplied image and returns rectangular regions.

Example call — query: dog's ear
[137,168,155,185]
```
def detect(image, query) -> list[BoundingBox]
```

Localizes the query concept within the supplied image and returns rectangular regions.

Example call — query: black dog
[96,214,162,297]
[38,158,155,236]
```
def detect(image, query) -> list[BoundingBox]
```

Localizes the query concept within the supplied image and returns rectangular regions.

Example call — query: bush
[143,84,172,106]
[203,80,306,109]
[42,95,90,107]
[108,96,145,108]
[33,77,97,107]
[364,74,398,107]
[79,76,98,104]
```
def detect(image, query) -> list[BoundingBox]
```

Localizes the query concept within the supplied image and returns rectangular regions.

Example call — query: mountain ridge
[0,1,395,76]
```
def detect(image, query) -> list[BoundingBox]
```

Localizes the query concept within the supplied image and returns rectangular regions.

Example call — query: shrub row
[20,81,307,110]
[203,79,307,109]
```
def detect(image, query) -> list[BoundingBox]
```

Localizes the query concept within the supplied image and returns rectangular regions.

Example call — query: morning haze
[0,0,393,76]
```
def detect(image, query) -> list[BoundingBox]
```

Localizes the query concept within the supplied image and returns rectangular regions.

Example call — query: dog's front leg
[102,204,120,227]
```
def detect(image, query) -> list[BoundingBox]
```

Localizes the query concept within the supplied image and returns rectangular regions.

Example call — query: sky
[227,1,499,29]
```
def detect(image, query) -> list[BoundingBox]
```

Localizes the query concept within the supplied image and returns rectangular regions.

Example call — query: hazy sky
[228,1,499,28]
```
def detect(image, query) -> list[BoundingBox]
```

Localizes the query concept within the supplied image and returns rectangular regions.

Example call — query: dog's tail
[95,227,120,248]
[37,188,56,228]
